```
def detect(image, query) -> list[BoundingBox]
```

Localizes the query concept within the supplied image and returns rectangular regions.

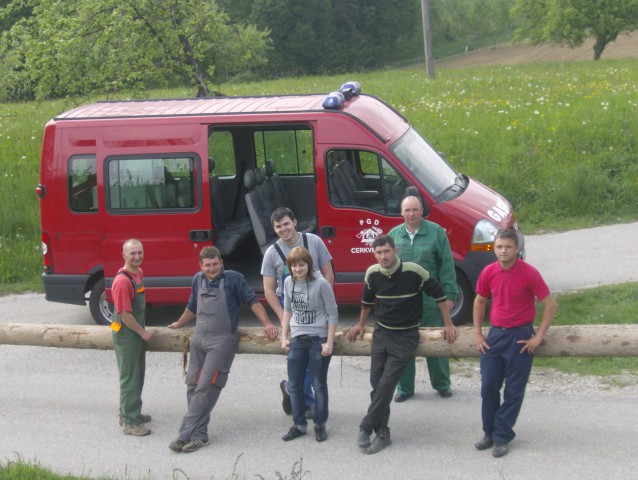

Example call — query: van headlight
[471,220,499,251]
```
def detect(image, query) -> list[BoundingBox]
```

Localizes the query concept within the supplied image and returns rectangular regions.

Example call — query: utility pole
[421,0,435,79]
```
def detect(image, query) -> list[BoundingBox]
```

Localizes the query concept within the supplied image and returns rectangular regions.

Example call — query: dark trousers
[360,326,420,435]
[480,324,535,444]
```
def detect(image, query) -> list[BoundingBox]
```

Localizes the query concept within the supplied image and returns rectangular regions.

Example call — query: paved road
[1,222,637,479]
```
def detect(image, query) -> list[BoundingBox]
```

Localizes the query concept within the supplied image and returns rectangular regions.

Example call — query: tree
[0,0,271,100]
[512,0,638,60]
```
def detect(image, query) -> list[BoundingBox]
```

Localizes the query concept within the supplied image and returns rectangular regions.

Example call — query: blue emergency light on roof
[322,91,345,110]
[339,81,361,100]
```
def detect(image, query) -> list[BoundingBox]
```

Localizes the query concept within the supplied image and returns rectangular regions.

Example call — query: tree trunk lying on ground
[1,323,638,357]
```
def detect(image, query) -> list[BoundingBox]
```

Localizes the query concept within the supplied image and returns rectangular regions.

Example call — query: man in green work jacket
[388,195,458,401]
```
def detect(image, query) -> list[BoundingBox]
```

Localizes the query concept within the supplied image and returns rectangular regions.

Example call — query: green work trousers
[113,328,146,425]
[395,302,450,395]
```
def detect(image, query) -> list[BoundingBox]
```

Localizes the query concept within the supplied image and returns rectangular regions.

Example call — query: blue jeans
[480,324,535,444]
[287,335,331,427]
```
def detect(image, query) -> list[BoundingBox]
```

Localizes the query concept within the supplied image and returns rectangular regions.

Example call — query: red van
[37,82,523,325]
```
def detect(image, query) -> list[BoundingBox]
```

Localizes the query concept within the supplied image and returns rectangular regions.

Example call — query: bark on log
[1,323,638,357]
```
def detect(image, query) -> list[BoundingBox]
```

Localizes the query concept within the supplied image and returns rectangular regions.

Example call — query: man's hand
[474,333,489,354]
[517,334,542,354]
[281,338,290,352]
[442,324,458,344]
[167,322,181,329]
[347,324,365,342]
[263,323,279,341]
[140,329,155,342]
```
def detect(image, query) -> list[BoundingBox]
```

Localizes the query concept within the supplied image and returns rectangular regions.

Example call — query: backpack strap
[273,232,309,264]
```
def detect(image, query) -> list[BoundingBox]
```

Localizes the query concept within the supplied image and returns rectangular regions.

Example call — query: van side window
[209,131,236,176]
[326,149,407,215]
[254,128,313,174]
[107,156,196,210]
[69,155,98,212]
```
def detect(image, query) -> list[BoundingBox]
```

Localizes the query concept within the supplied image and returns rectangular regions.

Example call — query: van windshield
[390,128,459,198]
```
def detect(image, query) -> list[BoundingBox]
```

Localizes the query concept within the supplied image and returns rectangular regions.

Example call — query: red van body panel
[38,88,521,325]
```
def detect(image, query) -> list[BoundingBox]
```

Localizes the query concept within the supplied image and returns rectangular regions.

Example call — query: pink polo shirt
[476,258,550,328]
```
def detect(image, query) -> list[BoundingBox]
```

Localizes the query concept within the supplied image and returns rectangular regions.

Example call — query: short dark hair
[200,246,222,262]
[270,207,296,226]
[371,234,395,250]
[495,228,519,247]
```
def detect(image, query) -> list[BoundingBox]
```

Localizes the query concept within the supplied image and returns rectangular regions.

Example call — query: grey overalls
[178,273,239,442]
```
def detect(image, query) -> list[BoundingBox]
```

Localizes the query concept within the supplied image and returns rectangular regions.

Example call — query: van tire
[89,278,114,326]
[88,277,153,326]
[451,271,473,326]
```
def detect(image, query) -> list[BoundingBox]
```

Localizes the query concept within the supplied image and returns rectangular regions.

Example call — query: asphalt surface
[1,222,637,479]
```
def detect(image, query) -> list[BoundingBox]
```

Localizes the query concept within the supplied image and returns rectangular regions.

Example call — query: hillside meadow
[0,59,637,291]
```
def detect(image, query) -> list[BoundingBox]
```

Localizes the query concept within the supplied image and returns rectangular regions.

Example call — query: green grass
[1,60,638,293]
[534,282,638,375]
[0,456,309,480]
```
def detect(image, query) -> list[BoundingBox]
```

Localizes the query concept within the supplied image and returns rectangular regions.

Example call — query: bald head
[122,239,144,272]
[401,196,424,232]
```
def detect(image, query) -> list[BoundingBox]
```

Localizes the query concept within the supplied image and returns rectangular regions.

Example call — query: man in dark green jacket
[389,196,458,401]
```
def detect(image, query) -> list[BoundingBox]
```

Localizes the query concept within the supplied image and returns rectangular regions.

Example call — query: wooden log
[1,323,638,357]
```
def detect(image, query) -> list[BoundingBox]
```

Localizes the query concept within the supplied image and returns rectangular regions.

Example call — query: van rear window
[69,155,97,212]
[107,156,196,210]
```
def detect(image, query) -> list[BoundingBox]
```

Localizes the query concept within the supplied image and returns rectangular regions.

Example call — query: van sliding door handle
[189,230,212,242]
[321,226,336,238]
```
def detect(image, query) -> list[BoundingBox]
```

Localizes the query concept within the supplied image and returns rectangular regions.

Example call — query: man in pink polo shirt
[473,228,557,458]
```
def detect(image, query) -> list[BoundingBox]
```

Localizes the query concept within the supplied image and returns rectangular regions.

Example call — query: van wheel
[89,278,114,325]
[88,277,153,326]
[450,272,473,326]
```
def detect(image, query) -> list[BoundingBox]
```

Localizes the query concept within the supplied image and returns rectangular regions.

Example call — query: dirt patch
[435,30,638,70]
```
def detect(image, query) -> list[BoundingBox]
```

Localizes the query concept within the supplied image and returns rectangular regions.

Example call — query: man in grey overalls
[168,246,279,453]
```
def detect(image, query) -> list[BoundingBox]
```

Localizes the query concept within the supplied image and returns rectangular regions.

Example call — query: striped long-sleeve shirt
[362,260,447,330]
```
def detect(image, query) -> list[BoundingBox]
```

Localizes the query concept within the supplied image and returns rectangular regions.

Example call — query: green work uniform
[389,219,458,394]
[112,272,147,426]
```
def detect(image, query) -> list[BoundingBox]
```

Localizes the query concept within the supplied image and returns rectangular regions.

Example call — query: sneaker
[393,393,413,403]
[182,439,210,453]
[282,427,306,442]
[315,425,327,442]
[122,423,151,436]
[280,380,292,415]
[357,429,371,449]
[119,414,151,427]
[169,439,186,452]
[493,443,509,458]
[305,405,315,419]
[474,435,494,451]
[366,434,392,455]
[438,388,453,398]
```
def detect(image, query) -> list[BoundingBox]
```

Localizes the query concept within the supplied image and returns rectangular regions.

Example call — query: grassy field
[1,60,637,292]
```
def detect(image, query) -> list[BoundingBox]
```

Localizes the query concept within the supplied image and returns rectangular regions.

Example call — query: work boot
[122,423,151,436]
[393,393,413,403]
[474,435,494,450]
[366,432,391,455]
[119,413,151,427]
[357,429,371,449]
[493,443,509,458]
